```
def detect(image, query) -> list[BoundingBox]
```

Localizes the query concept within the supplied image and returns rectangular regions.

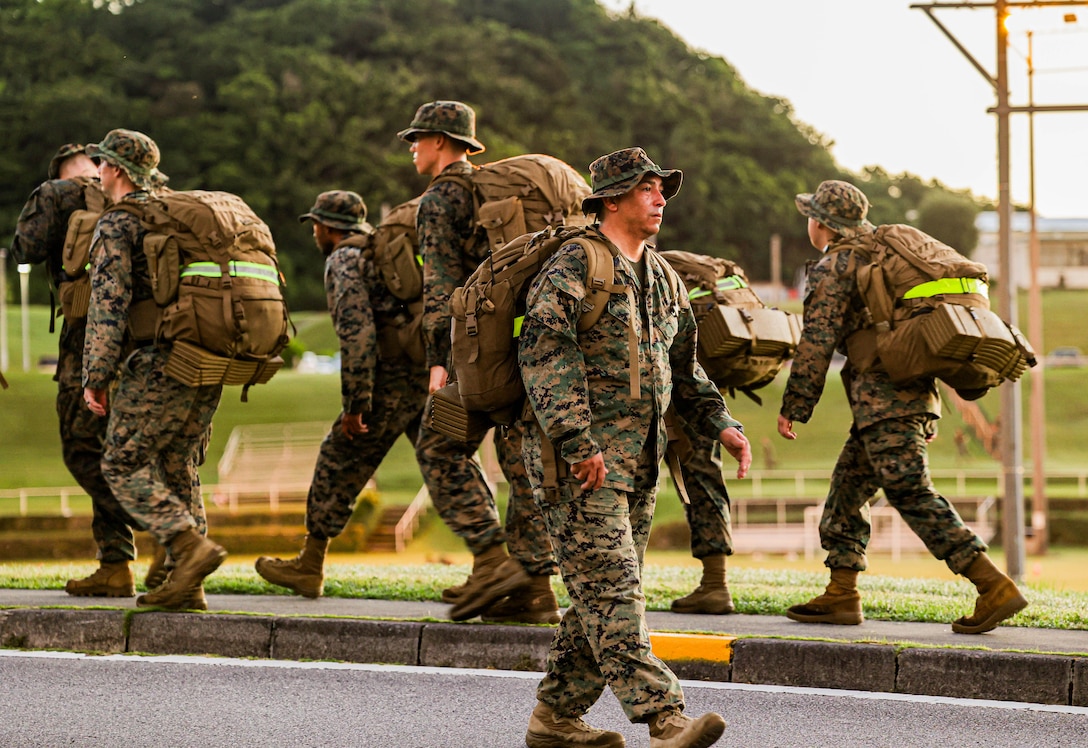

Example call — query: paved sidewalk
[2,589,1086,707]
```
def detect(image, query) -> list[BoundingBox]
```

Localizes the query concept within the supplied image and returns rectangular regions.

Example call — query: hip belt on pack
[181,261,280,285]
[687,274,747,300]
[902,277,987,300]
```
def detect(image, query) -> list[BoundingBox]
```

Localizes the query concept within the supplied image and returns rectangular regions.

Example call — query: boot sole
[482,610,561,625]
[670,602,736,615]
[951,593,1028,634]
[65,588,135,598]
[651,714,726,748]
[526,729,625,748]
[785,609,864,625]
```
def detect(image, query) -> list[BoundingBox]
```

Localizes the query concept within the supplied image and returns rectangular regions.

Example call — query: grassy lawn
[3,547,1087,631]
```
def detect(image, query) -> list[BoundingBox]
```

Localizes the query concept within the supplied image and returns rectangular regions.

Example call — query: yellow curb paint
[649,632,735,663]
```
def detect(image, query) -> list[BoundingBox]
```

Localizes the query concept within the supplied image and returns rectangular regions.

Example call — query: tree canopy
[1,0,986,308]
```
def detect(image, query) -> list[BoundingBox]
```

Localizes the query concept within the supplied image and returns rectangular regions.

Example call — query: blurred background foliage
[1,0,987,309]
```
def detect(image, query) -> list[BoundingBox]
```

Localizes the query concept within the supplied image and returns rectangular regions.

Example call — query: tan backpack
[845,224,1035,396]
[360,196,425,364]
[113,190,290,395]
[659,250,800,404]
[435,153,593,252]
[57,177,109,322]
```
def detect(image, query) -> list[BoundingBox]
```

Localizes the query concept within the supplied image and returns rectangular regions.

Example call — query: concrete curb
[2,605,1086,707]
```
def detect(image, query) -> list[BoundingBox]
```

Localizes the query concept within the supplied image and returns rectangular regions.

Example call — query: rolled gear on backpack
[846,224,1036,394]
[659,250,800,405]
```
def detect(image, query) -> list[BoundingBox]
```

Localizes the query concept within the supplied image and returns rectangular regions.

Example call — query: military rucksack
[844,224,1035,396]
[659,250,801,405]
[113,190,290,395]
[435,153,593,253]
[57,176,109,322]
[360,195,425,364]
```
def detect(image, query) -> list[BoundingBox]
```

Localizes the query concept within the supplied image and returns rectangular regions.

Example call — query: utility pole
[913,0,1088,580]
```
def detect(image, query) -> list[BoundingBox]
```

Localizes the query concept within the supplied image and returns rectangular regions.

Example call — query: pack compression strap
[902,277,988,300]
[181,261,280,285]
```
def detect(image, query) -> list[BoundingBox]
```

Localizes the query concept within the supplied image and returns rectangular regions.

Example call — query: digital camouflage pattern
[84,201,218,546]
[303,233,429,539]
[397,100,485,154]
[520,235,739,489]
[412,155,555,571]
[298,190,370,233]
[11,175,136,563]
[819,414,985,574]
[678,431,733,559]
[86,128,167,191]
[794,180,875,239]
[417,161,488,369]
[781,223,984,576]
[582,147,682,215]
[518,231,740,721]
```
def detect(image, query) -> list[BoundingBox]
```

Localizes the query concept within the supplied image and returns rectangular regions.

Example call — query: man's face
[312,222,335,255]
[409,133,442,176]
[807,216,832,252]
[610,174,667,239]
[97,159,120,191]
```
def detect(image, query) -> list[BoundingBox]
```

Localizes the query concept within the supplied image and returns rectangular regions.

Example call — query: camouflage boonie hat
[86,129,167,191]
[298,190,370,232]
[582,147,682,215]
[795,180,875,239]
[396,100,486,155]
[47,143,90,180]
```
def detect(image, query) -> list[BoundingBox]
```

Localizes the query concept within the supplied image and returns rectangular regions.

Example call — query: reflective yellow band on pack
[689,275,747,300]
[902,277,988,300]
[416,255,423,265]
[181,261,280,285]
[513,315,524,338]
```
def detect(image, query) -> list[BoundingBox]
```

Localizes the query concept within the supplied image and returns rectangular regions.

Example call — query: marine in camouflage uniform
[778,179,1027,635]
[398,100,559,624]
[518,148,750,748]
[82,129,226,612]
[10,143,144,597]
[254,191,430,598]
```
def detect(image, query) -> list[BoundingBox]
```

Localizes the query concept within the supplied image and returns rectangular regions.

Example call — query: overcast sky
[601,0,1088,217]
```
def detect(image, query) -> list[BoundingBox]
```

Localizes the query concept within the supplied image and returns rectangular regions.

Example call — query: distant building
[974,212,1088,289]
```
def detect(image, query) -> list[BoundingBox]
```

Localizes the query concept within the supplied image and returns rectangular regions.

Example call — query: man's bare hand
[83,387,108,417]
[718,426,751,479]
[341,413,368,439]
[429,365,448,394]
[571,453,606,492]
[777,414,797,440]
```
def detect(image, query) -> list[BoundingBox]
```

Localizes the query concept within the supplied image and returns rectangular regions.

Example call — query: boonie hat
[582,147,682,215]
[397,100,486,155]
[47,143,91,180]
[86,129,167,191]
[298,190,370,232]
[795,180,875,239]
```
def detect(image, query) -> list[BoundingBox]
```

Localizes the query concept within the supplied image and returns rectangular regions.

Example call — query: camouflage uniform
[83,131,219,551]
[401,102,558,584]
[677,431,733,559]
[519,148,739,728]
[10,156,138,566]
[781,180,985,575]
[301,194,429,540]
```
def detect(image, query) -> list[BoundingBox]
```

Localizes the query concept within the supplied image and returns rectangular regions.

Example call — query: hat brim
[581,169,682,214]
[396,126,486,155]
[795,193,874,239]
[298,212,371,232]
[86,142,166,191]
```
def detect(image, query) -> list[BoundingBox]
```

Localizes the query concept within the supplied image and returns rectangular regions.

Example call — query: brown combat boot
[648,710,726,748]
[144,543,169,590]
[482,575,561,624]
[441,549,500,603]
[952,552,1028,634]
[785,567,863,625]
[670,554,734,615]
[136,529,226,610]
[254,534,329,598]
[525,701,625,748]
[65,561,135,597]
[449,545,531,621]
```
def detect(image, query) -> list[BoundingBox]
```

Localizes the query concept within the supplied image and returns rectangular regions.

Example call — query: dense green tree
[1,0,986,308]
[918,193,981,254]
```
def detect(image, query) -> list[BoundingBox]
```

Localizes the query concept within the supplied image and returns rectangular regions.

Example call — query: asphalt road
[1,649,1085,748]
